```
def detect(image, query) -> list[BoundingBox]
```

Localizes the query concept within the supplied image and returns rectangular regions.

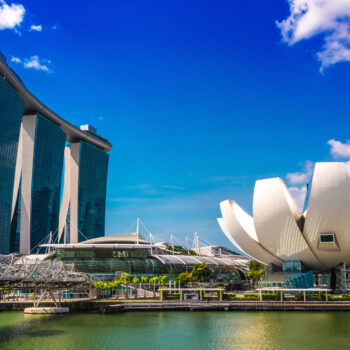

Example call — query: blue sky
[1,0,350,250]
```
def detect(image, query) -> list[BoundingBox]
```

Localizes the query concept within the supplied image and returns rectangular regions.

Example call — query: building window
[320,233,335,243]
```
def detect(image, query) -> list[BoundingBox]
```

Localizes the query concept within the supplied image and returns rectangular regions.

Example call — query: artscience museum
[218,162,350,291]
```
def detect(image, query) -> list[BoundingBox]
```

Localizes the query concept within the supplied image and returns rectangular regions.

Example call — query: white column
[69,143,80,243]
[58,147,72,241]
[20,115,37,254]
[58,143,81,243]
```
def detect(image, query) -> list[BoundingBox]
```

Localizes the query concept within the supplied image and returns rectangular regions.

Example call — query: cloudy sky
[1,0,350,250]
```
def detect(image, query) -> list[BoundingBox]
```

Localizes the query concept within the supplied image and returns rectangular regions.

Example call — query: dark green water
[0,311,349,349]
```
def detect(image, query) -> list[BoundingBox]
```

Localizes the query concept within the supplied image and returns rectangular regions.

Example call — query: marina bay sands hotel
[0,51,112,255]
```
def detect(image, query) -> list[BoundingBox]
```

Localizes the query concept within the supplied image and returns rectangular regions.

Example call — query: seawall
[3,300,350,312]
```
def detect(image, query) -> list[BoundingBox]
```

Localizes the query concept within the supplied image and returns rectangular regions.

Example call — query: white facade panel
[220,200,281,266]
[58,143,80,244]
[58,147,71,241]
[19,115,37,254]
[253,178,325,270]
[303,162,350,269]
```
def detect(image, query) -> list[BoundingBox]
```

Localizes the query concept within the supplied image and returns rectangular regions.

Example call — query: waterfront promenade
[3,299,350,312]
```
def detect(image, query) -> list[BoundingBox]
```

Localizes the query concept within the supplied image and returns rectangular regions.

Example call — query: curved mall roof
[218,162,350,272]
[0,52,112,152]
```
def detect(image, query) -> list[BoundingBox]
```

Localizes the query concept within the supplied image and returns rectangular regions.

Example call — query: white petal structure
[219,200,281,266]
[303,163,350,270]
[218,162,350,272]
[253,178,324,270]
[217,217,245,254]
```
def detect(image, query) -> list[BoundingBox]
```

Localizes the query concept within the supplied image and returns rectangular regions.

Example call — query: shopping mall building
[40,232,250,281]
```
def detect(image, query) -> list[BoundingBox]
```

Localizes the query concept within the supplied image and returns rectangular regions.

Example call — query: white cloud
[23,55,51,71]
[160,185,185,190]
[286,172,308,185]
[286,160,314,185]
[328,139,350,158]
[11,54,52,72]
[277,0,350,71]
[289,185,307,210]
[287,139,350,207]
[10,56,21,63]
[29,24,42,32]
[0,0,25,30]
[286,161,313,209]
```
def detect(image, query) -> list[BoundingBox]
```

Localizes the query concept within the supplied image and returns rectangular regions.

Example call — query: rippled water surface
[0,311,350,349]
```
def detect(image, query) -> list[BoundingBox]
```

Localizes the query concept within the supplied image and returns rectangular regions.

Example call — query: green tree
[160,276,169,285]
[247,260,265,289]
[234,273,241,282]
[175,272,192,286]
[111,279,121,288]
[141,277,149,283]
[249,260,265,271]
[93,281,107,290]
[119,273,131,284]
[191,263,210,282]
[132,277,140,284]
[150,276,160,284]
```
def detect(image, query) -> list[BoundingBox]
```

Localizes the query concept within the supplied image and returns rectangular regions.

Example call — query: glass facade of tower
[10,181,21,253]
[30,114,65,249]
[78,141,109,241]
[0,77,23,254]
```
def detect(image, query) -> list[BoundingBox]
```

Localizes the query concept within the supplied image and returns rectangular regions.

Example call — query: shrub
[216,286,225,300]
[294,292,303,301]
[318,292,325,301]
[261,292,281,301]
[132,277,140,284]
[244,293,259,298]
[159,286,168,300]
[231,295,259,301]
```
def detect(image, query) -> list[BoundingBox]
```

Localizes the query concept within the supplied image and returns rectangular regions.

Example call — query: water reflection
[1,311,350,350]
[0,313,66,345]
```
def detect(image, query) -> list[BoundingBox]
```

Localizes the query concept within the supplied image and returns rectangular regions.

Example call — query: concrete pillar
[220,290,223,301]
[280,291,283,302]
[200,290,203,301]
[259,290,262,302]
[20,115,37,253]
[303,291,306,302]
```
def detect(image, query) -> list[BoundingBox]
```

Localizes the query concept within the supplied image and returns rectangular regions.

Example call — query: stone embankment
[3,299,350,312]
